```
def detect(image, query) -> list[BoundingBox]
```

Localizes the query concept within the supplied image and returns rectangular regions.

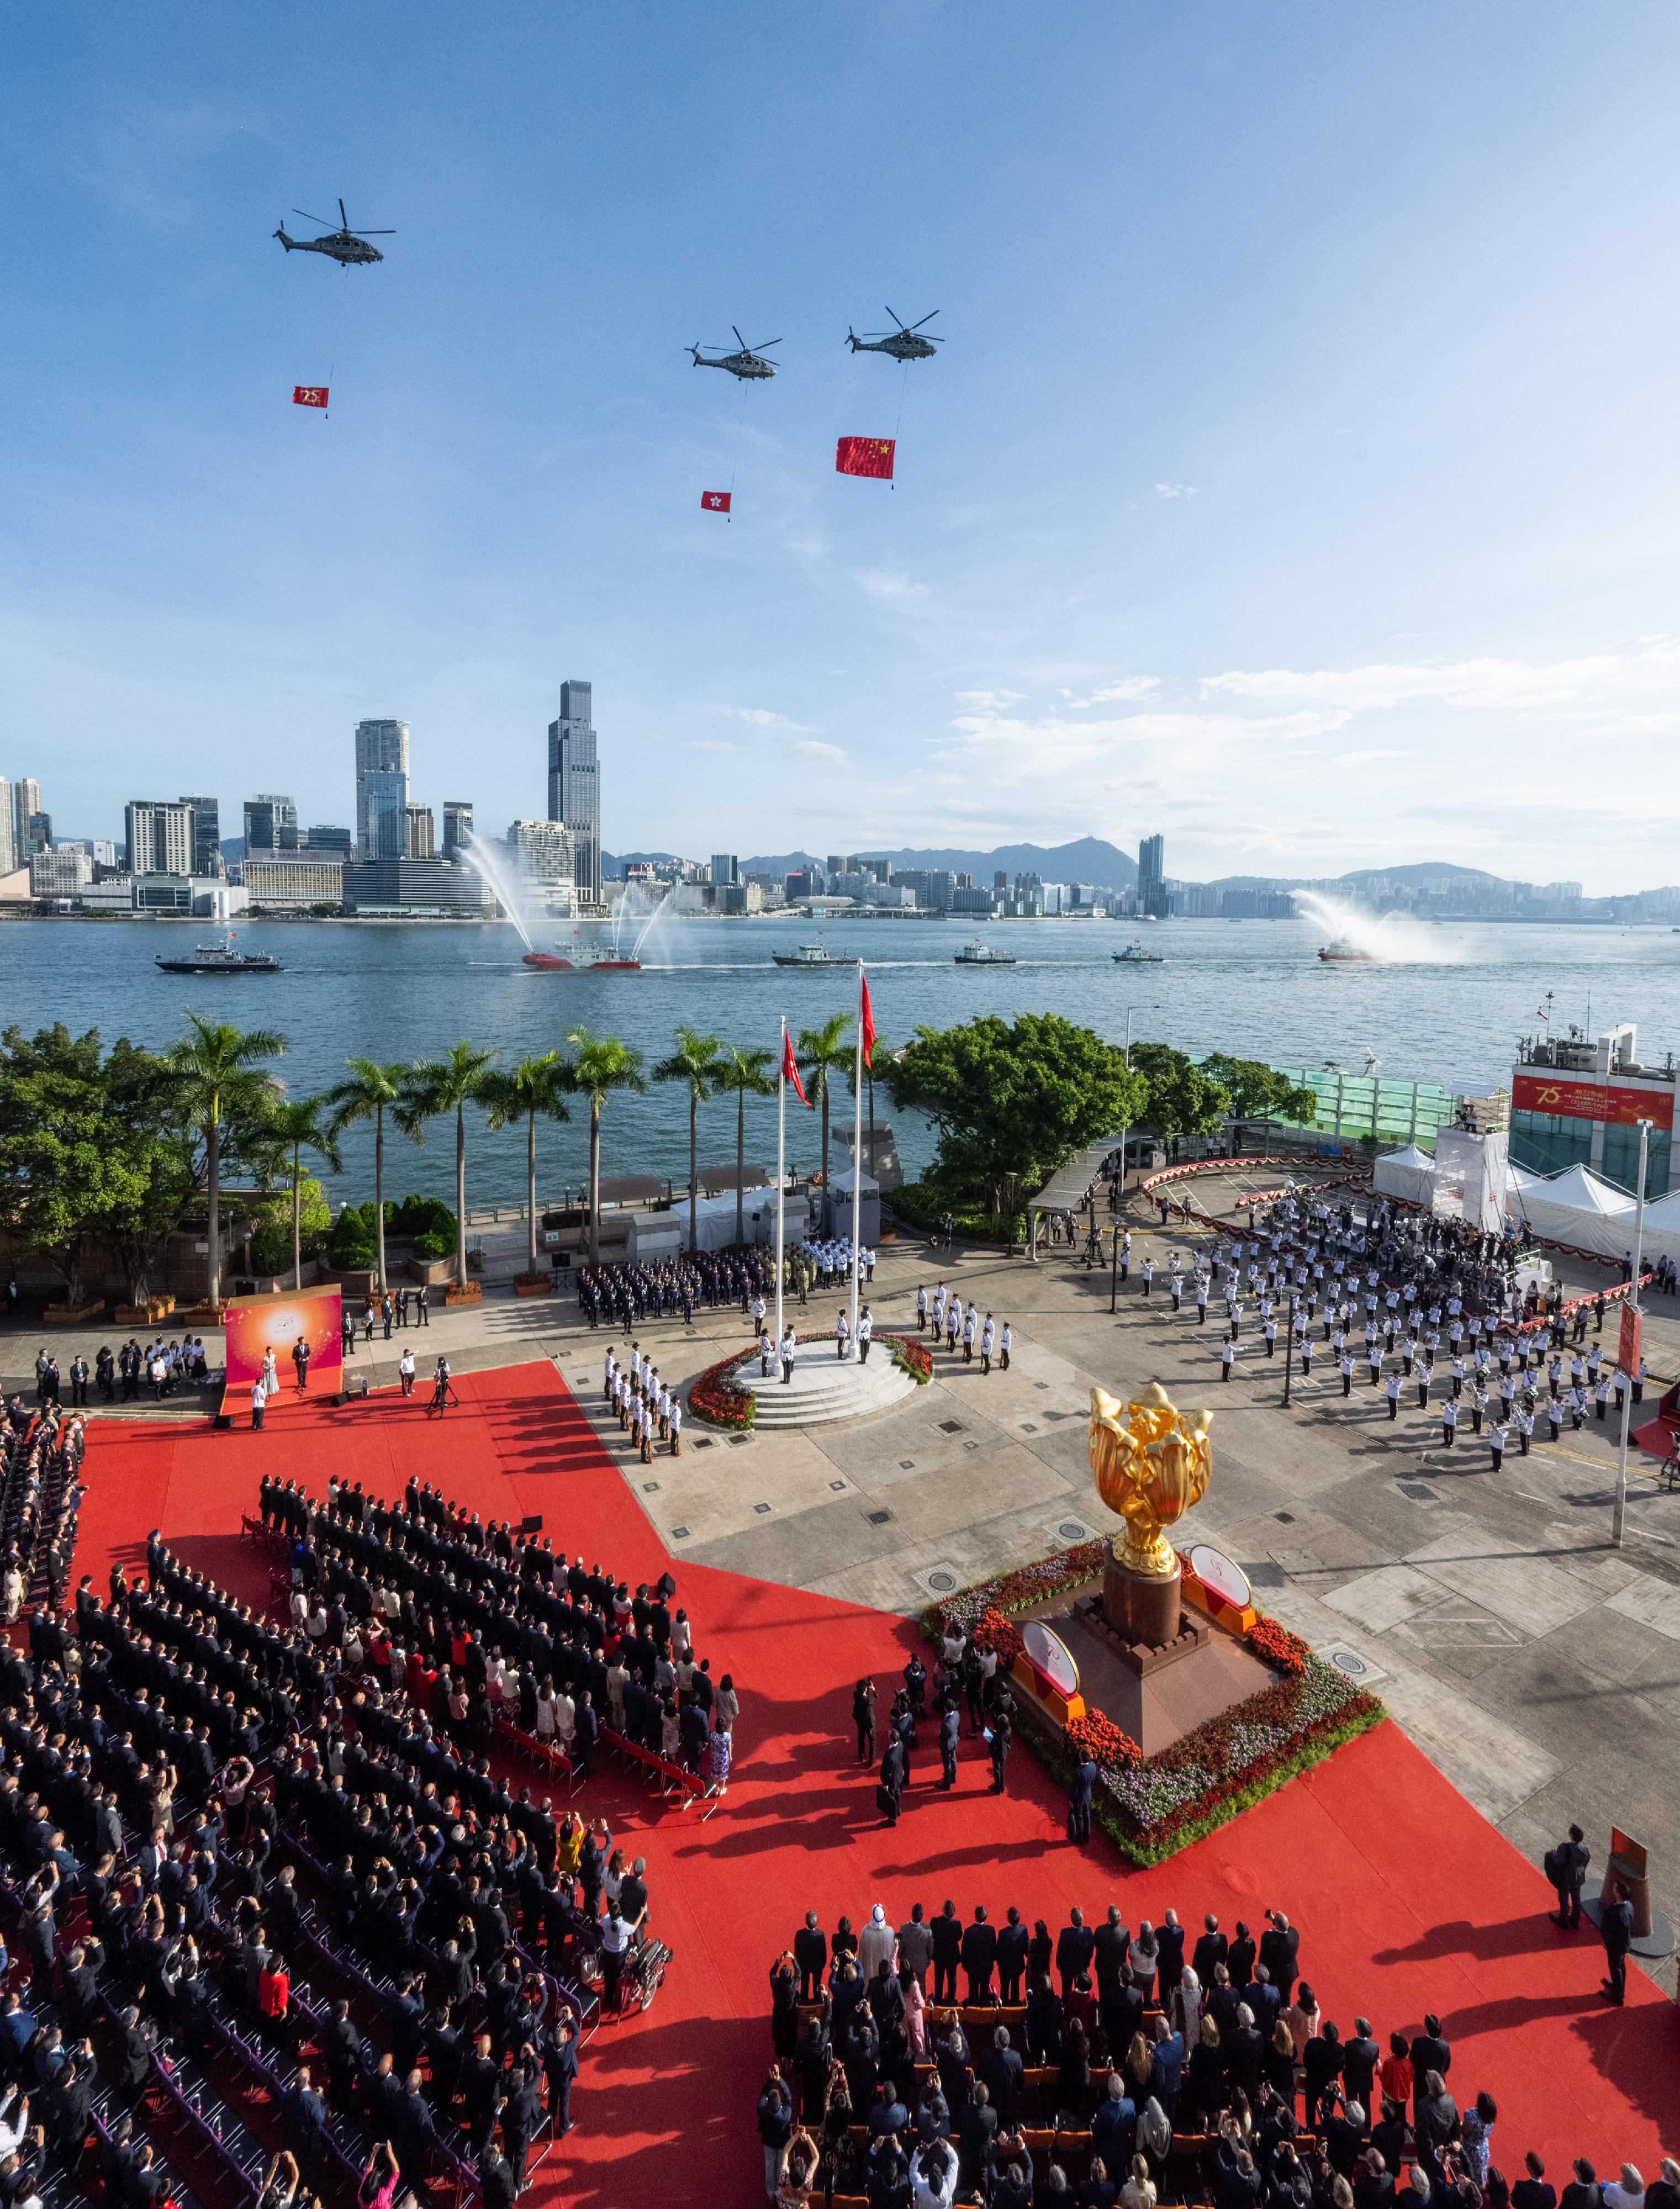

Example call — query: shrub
[413,1229,453,1261]
[392,1194,456,1240]
[249,1222,294,1277]
[889,1179,1025,1245]
[328,1209,375,1268]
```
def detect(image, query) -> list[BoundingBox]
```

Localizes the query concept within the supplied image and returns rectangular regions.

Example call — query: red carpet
[81,1365,1680,2207]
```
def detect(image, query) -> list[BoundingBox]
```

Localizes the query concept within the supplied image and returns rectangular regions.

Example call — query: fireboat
[1317,939,1373,963]
[522,931,641,972]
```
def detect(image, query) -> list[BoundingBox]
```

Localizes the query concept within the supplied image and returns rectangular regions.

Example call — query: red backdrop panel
[224,1287,343,1393]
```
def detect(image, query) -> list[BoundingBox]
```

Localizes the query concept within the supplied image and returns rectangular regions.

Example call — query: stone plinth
[1103,1545,1183,1646]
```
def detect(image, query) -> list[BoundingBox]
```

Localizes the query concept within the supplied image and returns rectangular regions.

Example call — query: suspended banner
[836,435,895,480]
[701,489,732,513]
[292,384,329,409]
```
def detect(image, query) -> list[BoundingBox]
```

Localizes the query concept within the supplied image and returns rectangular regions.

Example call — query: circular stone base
[1581,1880,1678,1960]
[735,1350,920,1430]
[1102,1546,1184,1646]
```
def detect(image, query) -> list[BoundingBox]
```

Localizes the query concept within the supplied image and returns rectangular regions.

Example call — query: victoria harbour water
[7,910,1680,1207]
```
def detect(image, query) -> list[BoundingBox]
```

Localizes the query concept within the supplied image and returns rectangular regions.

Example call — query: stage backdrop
[224,1285,344,1397]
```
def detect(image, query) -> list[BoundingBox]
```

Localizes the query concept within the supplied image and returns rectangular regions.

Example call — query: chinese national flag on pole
[292,385,329,408]
[781,1029,809,1104]
[701,490,732,512]
[1620,1297,1642,1377]
[859,971,876,1068]
[836,436,895,480]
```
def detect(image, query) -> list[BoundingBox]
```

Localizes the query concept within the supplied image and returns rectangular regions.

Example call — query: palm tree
[325,1059,408,1291]
[162,1011,287,1308]
[797,1013,854,1193]
[480,1053,570,1277]
[398,1041,498,1288]
[260,1096,343,1290]
[652,1026,725,1256]
[562,1029,647,1266]
[715,1043,776,1247]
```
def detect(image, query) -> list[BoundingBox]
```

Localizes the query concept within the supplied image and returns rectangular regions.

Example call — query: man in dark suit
[1156,1909,1187,1997]
[1546,1826,1591,1929]
[1408,2015,1450,2114]
[1343,2018,1380,2113]
[1258,1910,1300,1999]
[282,2063,327,2182]
[1069,1753,1096,1843]
[996,1908,1031,2004]
[1355,2149,1398,2209]
[938,1698,960,1790]
[1055,1907,1096,2001]
[1559,2160,1600,2209]
[1600,1880,1635,2005]
[959,2083,999,2196]
[1227,1920,1256,1990]
[1514,2153,1559,2209]
[961,1906,998,2003]
[1193,1913,1228,1986]
[979,2026,1024,2127]
[931,1902,962,2006]
[794,1911,828,2002]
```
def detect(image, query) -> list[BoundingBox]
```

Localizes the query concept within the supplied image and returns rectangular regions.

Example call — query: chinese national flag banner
[859,970,876,1068]
[836,436,895,480]
[701,490,732,512]
[292,385,329,408]
[781,1029,809,1104]
[1620,1298,1642,1377]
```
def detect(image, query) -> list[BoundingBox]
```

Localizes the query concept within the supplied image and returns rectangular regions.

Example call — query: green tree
[480,1052,571,1277]
[1127,1043,1232,1140]
[398,1042,498,1288]
[652,1026,725,1257]
[1197,1053,1318,1151]
[714,1043,776,1246]
[161,1011,287,1307]
[885,1013,1147,1213]
[325,1059,409,1290]
[843,1023,891,1180]
[797,1013,855,1196]
[257,1097,344,1289]
[562,1029,647,1266]
[103,1035,206,1306]
[0,1025,159,1305]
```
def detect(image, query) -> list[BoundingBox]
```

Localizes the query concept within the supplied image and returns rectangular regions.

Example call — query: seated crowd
[758,1899,1678,2209]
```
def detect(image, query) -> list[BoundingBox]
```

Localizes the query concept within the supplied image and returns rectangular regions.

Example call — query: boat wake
[1292,891,1465,965]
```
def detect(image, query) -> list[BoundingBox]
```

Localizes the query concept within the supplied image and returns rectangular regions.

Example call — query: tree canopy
[1126,1043,1232,1139]
[884,1013,1147,1210]
[1197,1053,1319,1127]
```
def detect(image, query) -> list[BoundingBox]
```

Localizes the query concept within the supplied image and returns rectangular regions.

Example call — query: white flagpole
[849,968,865,1361]
[775,1018,787,1350]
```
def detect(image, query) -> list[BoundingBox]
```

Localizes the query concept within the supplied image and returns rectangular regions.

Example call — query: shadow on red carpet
[77,1361,1680,2207]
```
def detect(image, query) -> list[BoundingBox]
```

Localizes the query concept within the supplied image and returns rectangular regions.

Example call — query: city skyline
[6,10,1680,894]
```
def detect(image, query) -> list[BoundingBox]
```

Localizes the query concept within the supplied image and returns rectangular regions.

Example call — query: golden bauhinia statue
[1089,1383,1213,1577]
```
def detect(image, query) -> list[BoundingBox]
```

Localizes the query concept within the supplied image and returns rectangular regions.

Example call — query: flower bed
[686,1352,757,1430]
[886,1335,934,1383]
[923,1542,1382,1866]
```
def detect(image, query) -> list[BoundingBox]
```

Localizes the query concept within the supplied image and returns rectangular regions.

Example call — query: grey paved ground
[13,1166,1680,1989]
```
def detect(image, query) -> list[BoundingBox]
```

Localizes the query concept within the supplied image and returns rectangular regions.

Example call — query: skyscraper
[244,795,299,853]
[9,779,41,868]
[442,801,473,859]
[546,681,600,905]
[1138,832,1167,919]
[125,800,194,875]
[0,783,14,877]
[356,718,411,860]
[179,795,221,875]
[710,853,739,886]
[405,805,435,859]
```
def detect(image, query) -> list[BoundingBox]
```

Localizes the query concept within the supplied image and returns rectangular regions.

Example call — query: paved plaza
[12,1164,1680,1986]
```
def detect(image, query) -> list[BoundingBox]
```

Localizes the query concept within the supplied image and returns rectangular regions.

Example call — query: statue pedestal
[1103,1543,1183,1648]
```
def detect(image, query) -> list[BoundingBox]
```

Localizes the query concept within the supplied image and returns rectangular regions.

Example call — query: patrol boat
[155,933,282,975]
[955,938,1016,965]
[772,942,859,968]
[1113,939,1163,964]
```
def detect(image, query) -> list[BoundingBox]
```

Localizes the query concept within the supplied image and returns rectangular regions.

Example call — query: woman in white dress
[261,1347,279,1399]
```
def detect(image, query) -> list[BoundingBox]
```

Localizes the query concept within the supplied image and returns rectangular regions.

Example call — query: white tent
[1374,1144,1436,1206]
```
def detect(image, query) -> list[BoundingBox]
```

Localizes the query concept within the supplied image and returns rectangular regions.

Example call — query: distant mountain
[734,837,1139,886]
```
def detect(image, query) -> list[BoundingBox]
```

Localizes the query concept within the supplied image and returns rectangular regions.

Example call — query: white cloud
[857,567,929,603]
[1155,482,1200,500]
[953,688,1024,711]
[701,705,812,732]
[1203,638,1680,725]
[690,739,739,754]
[794,739,847,765]
[1062,677,1161,707]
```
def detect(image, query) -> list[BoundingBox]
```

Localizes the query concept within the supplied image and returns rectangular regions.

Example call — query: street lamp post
[1282,1287,1297,1409]
[1111,1222,1121,1313]
[1116,1001,1159,1256]
[1612,1118,1653,1550]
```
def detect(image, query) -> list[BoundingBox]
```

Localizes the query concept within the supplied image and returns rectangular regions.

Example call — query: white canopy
[1518,1164,1638,1259]
[1374,1144,1436,1205]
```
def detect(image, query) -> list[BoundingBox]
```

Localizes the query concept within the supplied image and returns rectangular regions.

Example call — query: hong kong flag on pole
[781,1028,809,1104]
[701,490,732,513]
[836,436,895,480]
[859,969,876,1067]
[292,385,329,409]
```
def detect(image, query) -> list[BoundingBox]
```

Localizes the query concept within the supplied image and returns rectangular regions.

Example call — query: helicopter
[689,326,780,380]
[273,198,393,266]
[846,307,942,361]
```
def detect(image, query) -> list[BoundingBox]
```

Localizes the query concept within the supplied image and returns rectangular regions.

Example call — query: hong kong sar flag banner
[701,489,732,513]
[292,385,329,409]
[836,435,895,480]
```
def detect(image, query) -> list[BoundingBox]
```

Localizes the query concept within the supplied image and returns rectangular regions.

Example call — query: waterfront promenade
[12,1162,1680,1990]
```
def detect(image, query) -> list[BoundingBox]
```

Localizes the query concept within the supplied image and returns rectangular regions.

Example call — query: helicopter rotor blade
[339,198,348,227]
[292,209,335,228]
[732,326,747,350]
[885,306,907,329]
[357,229,395,235]
[752,339,782,350]
[908,310,941,330]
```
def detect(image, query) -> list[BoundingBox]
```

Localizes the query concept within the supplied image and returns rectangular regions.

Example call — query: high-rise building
[244,795,299,853]
[26,812,51,855]
[0,781,13,876]
[179,795,221,875]
[305,823,353,853]
[1138,833,1167,919]
[710,853,739,886]
[405,805,436,859]
[509,818,575,885]
[546,681,600,905]
[9,779,42,867]
[125,799,194,875]
[442,801,473,860]
[355,718,411,860]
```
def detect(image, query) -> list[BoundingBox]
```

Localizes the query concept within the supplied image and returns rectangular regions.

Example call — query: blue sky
[4,2,1679,889]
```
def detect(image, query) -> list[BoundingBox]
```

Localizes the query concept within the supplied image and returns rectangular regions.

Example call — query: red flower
[1246,1617,1310,1677]
[971,1606,1024,1663]
[1065,1708,1142,1770]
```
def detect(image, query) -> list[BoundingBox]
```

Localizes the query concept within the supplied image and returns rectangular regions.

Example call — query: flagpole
[775,1018,787,1350]
[850,968,865,1361]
